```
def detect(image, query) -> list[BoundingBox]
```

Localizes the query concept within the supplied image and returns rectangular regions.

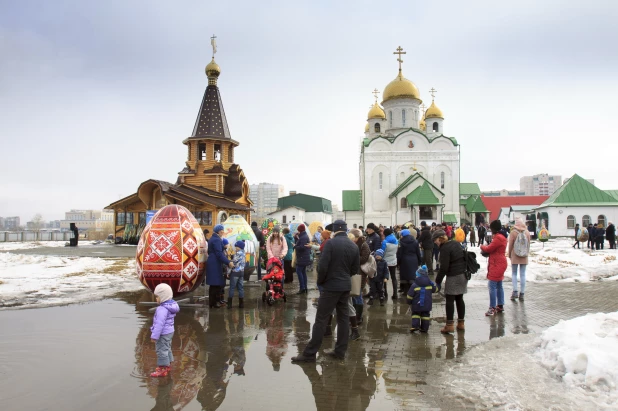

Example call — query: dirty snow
[0,241,72,251]
[467,238,618,286]
[0,253,141,309]
[536,311,618,408]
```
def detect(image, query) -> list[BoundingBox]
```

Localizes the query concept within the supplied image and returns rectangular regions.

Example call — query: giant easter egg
[136,204,207,297]
[222,215,259,279]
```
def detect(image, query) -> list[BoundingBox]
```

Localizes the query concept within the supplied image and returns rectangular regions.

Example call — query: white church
[343,47,463,228]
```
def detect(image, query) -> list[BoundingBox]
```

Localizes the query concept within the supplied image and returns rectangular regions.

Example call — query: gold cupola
[419,116,426,131]
[383,71,421,103]
[205,58,221,85]
[425,100,444,119]
[365,122,370,132]
[367,102,386,120]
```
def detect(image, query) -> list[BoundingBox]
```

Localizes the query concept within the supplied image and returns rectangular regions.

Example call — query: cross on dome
[429,87,437,101]
[210,34,217,58]
[372,88,380,103]
[393,46,406,72]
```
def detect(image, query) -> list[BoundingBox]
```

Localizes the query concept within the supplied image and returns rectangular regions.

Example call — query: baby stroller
[262,257,287,306]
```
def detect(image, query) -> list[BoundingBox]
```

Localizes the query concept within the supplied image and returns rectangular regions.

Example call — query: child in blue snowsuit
[368,249,390,306]
[407,265,437,333]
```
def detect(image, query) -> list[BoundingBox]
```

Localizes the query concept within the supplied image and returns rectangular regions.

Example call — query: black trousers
[283,259,294,283]
[610,239,616,249]
[303,290,350,357]
[208,285,222,307]
[388,266,397,295]
[423,249,434,275]
[445,294,465,321]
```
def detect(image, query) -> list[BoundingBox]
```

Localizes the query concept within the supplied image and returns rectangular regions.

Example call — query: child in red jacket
[480,220,508,316]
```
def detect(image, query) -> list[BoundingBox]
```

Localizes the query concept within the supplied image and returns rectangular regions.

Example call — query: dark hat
[222,238,229,246]
[421,221,427,227]
[251,221,258,227]
[297,224,306,232]
[325,223,334,231]
[416,265,428,277]
[384,228,393,236]
[431,229,446,241]
[333,219,347,232]
[234,240,245,249]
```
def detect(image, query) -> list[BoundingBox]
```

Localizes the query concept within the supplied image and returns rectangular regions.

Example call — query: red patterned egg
[136,205,207,297]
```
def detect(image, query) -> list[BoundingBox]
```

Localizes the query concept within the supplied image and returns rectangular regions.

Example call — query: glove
[435,283,442,293]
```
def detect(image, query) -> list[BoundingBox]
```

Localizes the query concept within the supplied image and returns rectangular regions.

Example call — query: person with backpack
[507,217,530,301]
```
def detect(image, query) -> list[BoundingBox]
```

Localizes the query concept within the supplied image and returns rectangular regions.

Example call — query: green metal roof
[460,183,482,196]
[362,129,458,148]
[606,190,618,201]
[459,199,468,205]
[342,190,363,211]
[443,213,457,223]
[277,193,333,213]
[463,195,489,213]
[540,174,618,207]
[389,172,444,199]
[406,182,441,205]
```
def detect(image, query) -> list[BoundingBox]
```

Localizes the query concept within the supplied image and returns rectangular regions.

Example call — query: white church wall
[344,211,364,228]
[370,164,390,212]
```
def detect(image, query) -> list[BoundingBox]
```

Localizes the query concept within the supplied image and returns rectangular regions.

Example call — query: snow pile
[468,238,618,286]
[0,241,71,251]
[0,253,141,309]
[537,312,618,408]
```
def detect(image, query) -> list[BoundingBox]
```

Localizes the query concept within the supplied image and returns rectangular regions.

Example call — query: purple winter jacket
[150,300,180,340]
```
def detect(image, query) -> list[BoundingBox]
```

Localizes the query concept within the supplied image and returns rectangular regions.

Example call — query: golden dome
[419,118,426,131]
[205,58,221,78]
[425,101,444,119]
[383,71,421,103]
[365,122,369,132]
[367,103,386,120]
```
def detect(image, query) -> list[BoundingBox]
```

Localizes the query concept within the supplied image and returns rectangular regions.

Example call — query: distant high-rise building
[249,183,285,221]
[3,216,21,230]
[520,174,562,196]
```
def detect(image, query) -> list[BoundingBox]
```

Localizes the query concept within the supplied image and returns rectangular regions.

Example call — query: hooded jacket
[381,233,399,267]
[507,219,531,265]
[294,230,311,267]
[397,235,422,282]
[283,232,295,260]
[150,300,180,340]
[407,274,437,312]
[206,233,231,286]
[481,232,508,281]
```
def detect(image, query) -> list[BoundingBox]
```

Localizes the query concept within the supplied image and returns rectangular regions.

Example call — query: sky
[1,0,617,223]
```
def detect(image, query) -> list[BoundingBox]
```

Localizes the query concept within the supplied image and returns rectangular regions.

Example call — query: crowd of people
[573,222,616,250]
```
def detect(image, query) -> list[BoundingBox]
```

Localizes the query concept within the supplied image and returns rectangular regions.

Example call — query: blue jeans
[296,265,308,291]
[511,264,526,294]
[229,275,244,298]
[156,332,174,366]
[488,280,504,308]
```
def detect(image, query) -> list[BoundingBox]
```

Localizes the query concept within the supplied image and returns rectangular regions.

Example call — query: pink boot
[150,366,170,377]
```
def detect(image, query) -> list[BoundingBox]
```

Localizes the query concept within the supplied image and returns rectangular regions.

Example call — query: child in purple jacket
[150,283,180,377]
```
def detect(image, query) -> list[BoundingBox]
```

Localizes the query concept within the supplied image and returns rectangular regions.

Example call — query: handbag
[350,274,362,297]
[291,250,297,268]
[361,254,377,278]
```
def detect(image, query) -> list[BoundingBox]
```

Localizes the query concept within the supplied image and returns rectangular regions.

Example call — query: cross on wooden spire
[372,88,379,103]
[429,87,437,101]
[210,34,217,58]
[393,46,406,72]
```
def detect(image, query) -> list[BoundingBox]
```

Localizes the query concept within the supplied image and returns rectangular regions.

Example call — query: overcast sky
[1,0,617,223]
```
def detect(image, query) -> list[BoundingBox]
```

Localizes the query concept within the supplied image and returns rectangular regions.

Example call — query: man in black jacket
[477,223,487,246]
[588,224,597,249]
[251,221,265,280]
[292,219,360,362]
[365,223,381,253]
[607,222,616,249]
[418,221,434,276]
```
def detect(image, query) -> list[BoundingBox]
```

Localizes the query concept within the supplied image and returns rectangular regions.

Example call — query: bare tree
[31,214,45,233]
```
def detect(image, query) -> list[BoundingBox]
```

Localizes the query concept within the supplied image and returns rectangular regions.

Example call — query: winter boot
[324,316,333,337]
[367,298,374,306]
[350,327,361,341]
[441,320,455,334]
[456,319,465,331]
[150,366,170,377]
[510,291,519,301]
[355,304,364,324]
[227,298,233,309]
[519,293,525,301]
[380,299,385,306]
[239,298,244,308]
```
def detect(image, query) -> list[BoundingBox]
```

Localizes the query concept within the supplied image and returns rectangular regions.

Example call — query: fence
[0,231,72,242]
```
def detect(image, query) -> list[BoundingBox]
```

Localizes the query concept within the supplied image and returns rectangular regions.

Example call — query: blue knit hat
[234,240,245,249]
[401,229,411,237]
[375,249,384,258]
[214,224,225,233]
[416,265,428,277]
[222,238,229,246]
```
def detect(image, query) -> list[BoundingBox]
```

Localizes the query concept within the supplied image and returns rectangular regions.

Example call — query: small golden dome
[367,103,386,120]
[383,71,421,103]
[425,101,444,119]
[365,122,370,132]
[205,58,221,78]
[419,118,426,131]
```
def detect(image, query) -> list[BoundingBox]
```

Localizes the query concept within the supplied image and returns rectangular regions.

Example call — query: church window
[441,172,445,189]
[598,215,607,228]
[582,215,591,226]
[400,198,408,209]
[432,122,439,132]
[199,143,207,160]
[567,215,575,229]
[214,143,221,161]
[228,146,234,163]
[419,206,434,219]
[378,172,383,190]
[389,111,393,128]
[402,110,406,127]
[282,215,287,224]
[374,123,380,133]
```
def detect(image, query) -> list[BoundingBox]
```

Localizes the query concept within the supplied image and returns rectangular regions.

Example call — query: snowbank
[0,252,141,309]
[537,311,618,408]
[0,241,72,251]
[467,238,618,286]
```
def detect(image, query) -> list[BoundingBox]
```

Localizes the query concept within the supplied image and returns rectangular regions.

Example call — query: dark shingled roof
[191,85,231,139]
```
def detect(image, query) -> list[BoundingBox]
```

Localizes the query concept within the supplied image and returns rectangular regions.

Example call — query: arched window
[598,215,607,228]
[567,215,575,229]
[402,109,406,127]
[378,172,383,190]
[582,215,591,226]
[400,198,408,209]
[433,122,439,132]
[374,123,380,133]
[389,111,393,128]
[282,215,287,224]
[440,171,445,189]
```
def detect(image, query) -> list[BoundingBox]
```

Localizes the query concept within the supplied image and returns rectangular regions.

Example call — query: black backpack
[463,247,480,280]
